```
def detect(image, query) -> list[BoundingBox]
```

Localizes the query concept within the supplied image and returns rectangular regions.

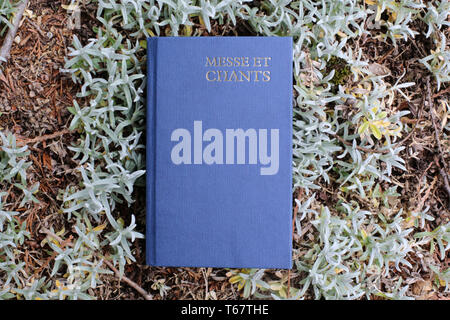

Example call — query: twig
[201,268,209,299]
[333,134,387,154]
[40,227,65,244]
[378,47,395,64]
[16,129,71,147]
[292,189,303,235]
[427,77,450,206]
[394,99,424,145]
[25,17,47,38]
[40,227,73,248]
[416,161,434,195]
[102,259,153,300]
[434,157,450,205]
[411,38,427,58]
[415,176,438,214]
[432,86,450,99]
[0,0,29,62]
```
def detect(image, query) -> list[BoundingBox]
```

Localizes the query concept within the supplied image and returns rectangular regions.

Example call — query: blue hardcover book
[146,37,292,268]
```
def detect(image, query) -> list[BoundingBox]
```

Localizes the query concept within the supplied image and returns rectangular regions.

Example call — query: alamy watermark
[170,121,280,176]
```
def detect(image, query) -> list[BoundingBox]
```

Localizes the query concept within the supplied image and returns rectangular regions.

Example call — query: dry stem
[103,259,153,300]
[0,0,29,62]
[427,78,450,207]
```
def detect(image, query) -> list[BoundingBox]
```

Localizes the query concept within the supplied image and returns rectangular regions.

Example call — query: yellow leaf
[372,198,379,208]
[270,283,282,291]
[334,268,344,274]
[139,40,147,49]
[377,111,388,119]
[23,9,36,19]
[199,15,205,27]
[372,120,390,128]
[365,0,377,5]
[279,287,287,298]
[403,215,415,229]
[358,121,370,136]
[61,4,79,11]
[370,123,382,140]
[92,223,107,232]
[375,5,382,21]
[389,11,397,22]
[183,25,193,36]
[229,276,241,284]
[361,229,368,239]
[56,228,65,236]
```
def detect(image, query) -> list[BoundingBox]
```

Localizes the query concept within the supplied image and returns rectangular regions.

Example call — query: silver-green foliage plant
[252,197,415,300]
[0,0,14,37]
[421,0,450,38]
[415,222,450,261]
[0,133,118,300]
[307,202,414,299]
[0,133,34,299]
[419,0,450,90]
[429,264,450,292]
[63,28,146,276]
[419,33,450,90]
[365,0,424,45]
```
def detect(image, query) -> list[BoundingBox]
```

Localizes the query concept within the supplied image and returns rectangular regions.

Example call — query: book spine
[146,37,158,266]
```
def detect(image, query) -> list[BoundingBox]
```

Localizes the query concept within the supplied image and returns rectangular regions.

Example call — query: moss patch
[326,56,352,86]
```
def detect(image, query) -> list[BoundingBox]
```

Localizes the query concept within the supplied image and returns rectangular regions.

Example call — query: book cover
[146,37,292,268]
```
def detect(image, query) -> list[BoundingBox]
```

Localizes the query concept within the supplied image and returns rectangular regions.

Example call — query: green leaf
[369,123,382,140]
[358,121,370,136]
[377,111,388,119]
